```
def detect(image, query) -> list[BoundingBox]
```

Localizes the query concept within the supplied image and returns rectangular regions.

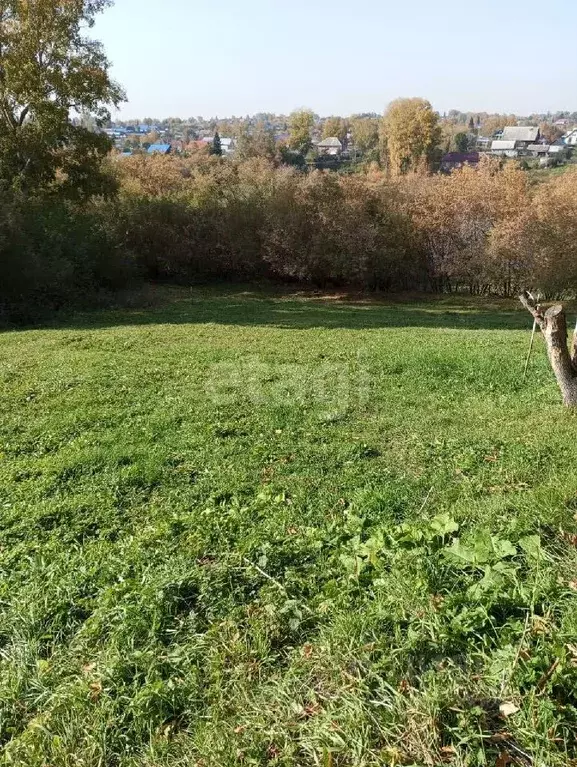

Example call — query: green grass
[2,286,577,767]
[527,161,575,184]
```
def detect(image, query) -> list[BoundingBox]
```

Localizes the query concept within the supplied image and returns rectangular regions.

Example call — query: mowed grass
[1,286,577,767]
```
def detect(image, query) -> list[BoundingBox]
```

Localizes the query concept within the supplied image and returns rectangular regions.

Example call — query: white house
[201,136,236,155]
[549,143,568,156]
[220,138,235,155]
[563,129,577,146]
[317,137,343,156]
[490,140,518,157]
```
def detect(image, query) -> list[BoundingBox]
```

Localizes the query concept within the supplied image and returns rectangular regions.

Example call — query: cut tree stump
[519,291,577,407]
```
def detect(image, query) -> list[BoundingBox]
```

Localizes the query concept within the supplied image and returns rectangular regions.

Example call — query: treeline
[2,154,576,321]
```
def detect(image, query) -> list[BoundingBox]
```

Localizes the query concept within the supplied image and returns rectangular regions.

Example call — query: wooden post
[519,291,577,407]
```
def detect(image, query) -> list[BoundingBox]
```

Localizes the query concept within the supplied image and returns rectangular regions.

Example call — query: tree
[278,144,306,169]
[0,0,124,198]
[381,98,442,175]
[468,116,475,133]
[454,132,470,153]
[350,117,379,155]
[211,131,222,156]
[482,114,518,138]
[409,157,529,293]
[235,121,276,162]
[322,116,348,144]
[538,122,564,144]
[288,109,315,154]
[515,169,577,408]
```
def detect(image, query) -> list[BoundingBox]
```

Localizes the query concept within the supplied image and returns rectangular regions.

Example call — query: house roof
[201,136,233,143]
[317,136,343,148]
[491,140,517,150]
[501,126,540,142]
[147,143,172,154]
[527,144,550,153]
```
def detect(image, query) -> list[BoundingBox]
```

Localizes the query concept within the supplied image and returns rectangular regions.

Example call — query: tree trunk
[519,291,577,407]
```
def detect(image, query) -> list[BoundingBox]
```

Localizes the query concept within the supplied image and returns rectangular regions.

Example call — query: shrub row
[2,156,577,320]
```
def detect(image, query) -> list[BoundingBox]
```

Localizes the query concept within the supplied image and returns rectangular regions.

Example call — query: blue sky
[94,0,576,119]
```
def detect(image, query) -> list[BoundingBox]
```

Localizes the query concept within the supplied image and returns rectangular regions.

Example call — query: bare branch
[519,290,544,327]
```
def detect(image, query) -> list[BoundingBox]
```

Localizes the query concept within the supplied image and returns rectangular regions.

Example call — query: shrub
[3,154,577,323]
[261,170,421,289]
[0,195,137,322]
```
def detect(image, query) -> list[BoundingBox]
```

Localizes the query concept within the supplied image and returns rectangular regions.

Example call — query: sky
[94,0,577,119]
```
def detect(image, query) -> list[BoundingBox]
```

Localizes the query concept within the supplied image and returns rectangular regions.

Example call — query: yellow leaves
[528,167,577,289]
[383,98,442,176]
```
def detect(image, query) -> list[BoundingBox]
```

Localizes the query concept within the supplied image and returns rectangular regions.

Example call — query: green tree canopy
[288,109,314,154]
[454,132,470,153]
[235,121,276,162]
[350,117,380,154]
[0,0,124,198]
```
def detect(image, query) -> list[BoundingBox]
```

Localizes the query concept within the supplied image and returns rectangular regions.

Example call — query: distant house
[563,129,577,146]
[476,136,492,149]
[549,141,568,156]
[490,140,518,157]
[317,137,343,156]
[201,136,236,155]
[500,126,540,147]
[440,152,480,172]
[490,127,542,157]
[147,143,172,155]
[104,127,127,138]
[526,144,550,156]
[220,137,235,155]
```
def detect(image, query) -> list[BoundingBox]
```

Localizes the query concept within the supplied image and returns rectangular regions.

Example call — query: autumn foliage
[2,153,577,319]
[109,153,577,297]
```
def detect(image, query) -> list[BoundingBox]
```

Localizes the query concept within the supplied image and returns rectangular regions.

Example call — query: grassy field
[1,286,577,767]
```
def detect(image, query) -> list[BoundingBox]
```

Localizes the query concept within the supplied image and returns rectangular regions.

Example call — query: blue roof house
[147,143,172,155]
